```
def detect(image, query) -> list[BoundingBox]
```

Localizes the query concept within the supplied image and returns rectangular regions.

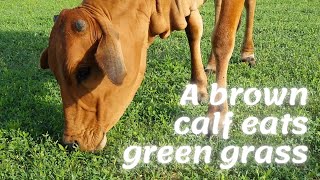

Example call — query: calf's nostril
[64,141,79,151]
[73,141,79,148]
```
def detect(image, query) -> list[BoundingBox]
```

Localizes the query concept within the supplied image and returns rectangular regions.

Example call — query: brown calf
[40,0,207,151]
[40,0,255,151]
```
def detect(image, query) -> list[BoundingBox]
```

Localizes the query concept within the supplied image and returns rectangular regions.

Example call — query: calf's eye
[76,67,91,83]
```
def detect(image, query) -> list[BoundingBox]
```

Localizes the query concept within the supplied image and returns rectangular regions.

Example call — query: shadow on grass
[0,31,64,141]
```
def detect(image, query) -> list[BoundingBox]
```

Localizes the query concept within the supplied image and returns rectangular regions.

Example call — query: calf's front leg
[206,0,256,73]
[208,0,245,134]
[185,10,208,103]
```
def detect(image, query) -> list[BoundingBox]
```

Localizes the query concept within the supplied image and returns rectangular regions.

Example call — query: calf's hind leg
[241,0,256,66]
[205,0,222,74]
[185,10,208,103]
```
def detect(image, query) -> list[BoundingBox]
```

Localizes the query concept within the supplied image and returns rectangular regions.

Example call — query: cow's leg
[185,9,208,103]
[205,0,222,74]
[208,0,245,134]
[241,0,256,66]
[214,0,222,24]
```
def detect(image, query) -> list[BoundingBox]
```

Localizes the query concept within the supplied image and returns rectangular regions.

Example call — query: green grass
[0,0,319,179]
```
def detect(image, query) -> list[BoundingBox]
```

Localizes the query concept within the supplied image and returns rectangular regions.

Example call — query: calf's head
[40,8,128,151]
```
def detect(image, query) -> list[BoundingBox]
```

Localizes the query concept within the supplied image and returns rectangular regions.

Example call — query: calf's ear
[94,18,127,85]
[40,48,49,69]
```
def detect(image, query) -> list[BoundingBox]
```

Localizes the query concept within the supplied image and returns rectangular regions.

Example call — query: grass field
[0,0,319,179]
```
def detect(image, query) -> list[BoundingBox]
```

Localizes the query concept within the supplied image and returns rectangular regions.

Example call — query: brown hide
[40,0,207,151]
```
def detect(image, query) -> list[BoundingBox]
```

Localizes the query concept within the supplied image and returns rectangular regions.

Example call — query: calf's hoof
[242,56,256,67]
[204,64,216,75]
[198,88,209,104]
